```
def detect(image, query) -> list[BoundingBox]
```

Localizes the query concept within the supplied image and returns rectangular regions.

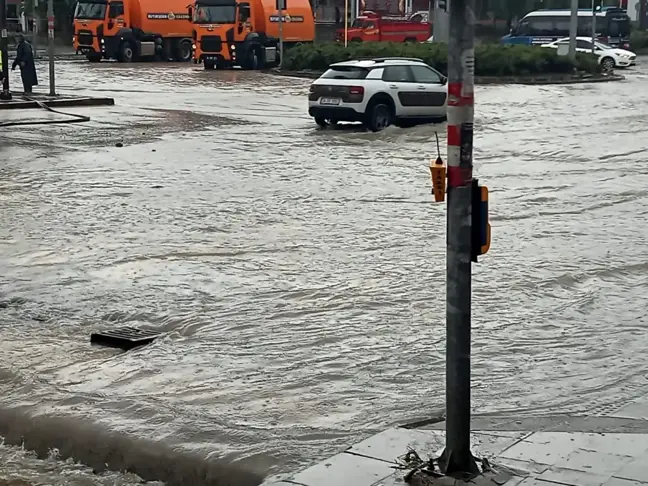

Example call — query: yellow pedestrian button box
[430,157,446,203]
[471,179,491,262]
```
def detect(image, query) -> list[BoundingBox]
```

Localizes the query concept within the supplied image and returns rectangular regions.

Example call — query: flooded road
[2,59,648,484]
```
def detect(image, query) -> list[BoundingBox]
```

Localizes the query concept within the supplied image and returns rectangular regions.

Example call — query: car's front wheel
[601,56,616,71]
[314,117,328,127]
[364,102,393,132]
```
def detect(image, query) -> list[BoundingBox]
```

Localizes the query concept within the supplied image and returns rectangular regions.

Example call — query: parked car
[307,57,447,132]
[541,37,636,70]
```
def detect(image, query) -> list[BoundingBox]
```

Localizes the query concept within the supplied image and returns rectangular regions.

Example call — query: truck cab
[74,0,193,63]
[335,11,429,43]
[191,0,314,70]
[73,0,109,62]
[192,0,274,69]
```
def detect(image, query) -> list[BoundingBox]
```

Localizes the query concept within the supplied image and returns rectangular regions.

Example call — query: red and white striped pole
[438,0,479,475]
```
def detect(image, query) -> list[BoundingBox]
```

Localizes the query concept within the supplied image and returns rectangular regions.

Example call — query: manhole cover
[90,327,162,351]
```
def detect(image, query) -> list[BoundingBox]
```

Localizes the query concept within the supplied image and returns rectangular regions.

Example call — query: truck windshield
[608,16,630,37]
[74,2,107,20]
[194,5,236,23]
[351,19,374,28]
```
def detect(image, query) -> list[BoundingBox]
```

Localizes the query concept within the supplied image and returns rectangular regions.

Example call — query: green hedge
[283,42,601,77]
[630,30,648,50]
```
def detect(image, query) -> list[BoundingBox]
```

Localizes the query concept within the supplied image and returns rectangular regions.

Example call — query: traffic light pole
[437,0,479,475]
[568,0,578,59]
[47,0,55,95]
[277,0,284,68]
[433,0,449,43]
[0,0,10,97]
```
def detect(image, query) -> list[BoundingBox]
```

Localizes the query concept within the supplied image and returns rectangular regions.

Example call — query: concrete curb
[267,69,625,85]
[0,96,115,110]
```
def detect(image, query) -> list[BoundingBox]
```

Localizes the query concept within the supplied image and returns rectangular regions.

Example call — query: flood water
[1,59,648,484]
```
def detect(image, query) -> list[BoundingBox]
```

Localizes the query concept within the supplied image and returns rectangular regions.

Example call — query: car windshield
[193,5,236,23]
[74,2,107,20]
[321,67,369,80]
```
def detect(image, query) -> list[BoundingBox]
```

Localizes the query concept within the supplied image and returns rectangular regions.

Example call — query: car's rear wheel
[601,56,616,70]
[364,102,392,132]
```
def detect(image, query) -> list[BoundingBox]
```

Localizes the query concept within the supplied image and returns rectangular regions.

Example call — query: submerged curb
[0,95,115,110]
[267,68,625,85]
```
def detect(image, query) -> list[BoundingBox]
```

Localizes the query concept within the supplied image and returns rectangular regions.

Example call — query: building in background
[5,0,24,35]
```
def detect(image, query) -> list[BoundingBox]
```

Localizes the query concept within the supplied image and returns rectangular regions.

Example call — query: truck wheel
[243,48,261,70]
[175,39,193,62]
[119,42,135,62]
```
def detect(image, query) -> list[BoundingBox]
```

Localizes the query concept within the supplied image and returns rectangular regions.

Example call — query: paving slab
[290,452,396,486]
[613,457,648,483]
[611,398,648,421]
[265,415,648,486]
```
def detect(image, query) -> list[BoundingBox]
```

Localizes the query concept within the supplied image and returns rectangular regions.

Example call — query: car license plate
[80,48,91,54]
[320,98,341,105]
[205,56,217,61]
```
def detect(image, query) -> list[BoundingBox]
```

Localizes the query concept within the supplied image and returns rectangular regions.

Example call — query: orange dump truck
[73,0,194,62]
[190,0,315,70]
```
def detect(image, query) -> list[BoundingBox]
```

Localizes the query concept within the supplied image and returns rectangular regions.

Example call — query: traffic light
[471,179,491,263]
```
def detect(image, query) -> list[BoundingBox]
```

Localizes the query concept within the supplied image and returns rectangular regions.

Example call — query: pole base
[437,447,480,477]
[0,90,13,101]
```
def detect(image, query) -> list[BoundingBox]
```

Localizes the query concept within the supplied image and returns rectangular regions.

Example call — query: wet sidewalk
[264,399,648,486]
[0,92,114,111]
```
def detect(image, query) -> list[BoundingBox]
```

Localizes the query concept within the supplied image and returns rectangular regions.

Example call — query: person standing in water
[12,34,38,94]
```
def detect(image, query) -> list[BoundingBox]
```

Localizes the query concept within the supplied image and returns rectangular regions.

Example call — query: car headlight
[101,38,105,44]
[192,43,196,50]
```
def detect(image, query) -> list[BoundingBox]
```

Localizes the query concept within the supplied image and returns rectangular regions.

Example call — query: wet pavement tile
[537,466,612,486]
[525,433,648,458]
[604,478,648,486]
[611,400,648,421]
[613,457,648,483]
[290,452,396,486]
[552,448,634,476]
[346,427,446,463]
[498,438,577,466]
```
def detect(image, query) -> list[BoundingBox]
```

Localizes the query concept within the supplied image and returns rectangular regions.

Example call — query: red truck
[335,11,429,43]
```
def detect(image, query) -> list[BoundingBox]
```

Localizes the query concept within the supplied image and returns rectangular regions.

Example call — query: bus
[501,8,631,49]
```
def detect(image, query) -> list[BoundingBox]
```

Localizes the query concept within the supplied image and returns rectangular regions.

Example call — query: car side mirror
[187,6,193,18]
[441,76,447,86]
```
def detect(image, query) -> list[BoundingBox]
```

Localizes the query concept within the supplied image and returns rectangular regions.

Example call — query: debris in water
[90,326,162,351]
[115,142,124,147]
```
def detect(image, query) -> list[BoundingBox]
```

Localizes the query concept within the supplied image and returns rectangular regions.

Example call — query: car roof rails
[372,57,425,63]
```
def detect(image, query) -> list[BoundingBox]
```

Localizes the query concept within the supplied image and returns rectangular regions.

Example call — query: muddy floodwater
[1,59,648,484]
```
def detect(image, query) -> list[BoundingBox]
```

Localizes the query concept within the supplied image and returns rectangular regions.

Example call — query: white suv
[307,57,448,132]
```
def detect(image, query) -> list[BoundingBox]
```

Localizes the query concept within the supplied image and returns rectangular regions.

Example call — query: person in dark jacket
[12,34,38,93]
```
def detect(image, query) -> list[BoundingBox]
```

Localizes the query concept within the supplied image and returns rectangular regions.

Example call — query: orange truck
[335,10,429,43]
[190,0,315,70]
[73,0,194,62]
